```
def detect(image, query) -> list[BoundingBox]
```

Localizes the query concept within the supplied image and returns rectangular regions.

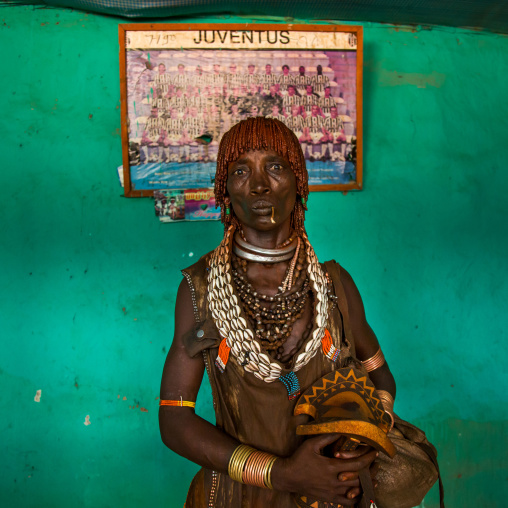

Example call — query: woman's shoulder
[181,251,214,279]
[321,259,360,313]
[321,259,343,281]
[321,259,355,287]
[180,250,218,311]
[178,251,221,356]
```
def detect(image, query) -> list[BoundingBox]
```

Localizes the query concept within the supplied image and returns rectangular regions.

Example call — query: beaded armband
[215,338,231,373]
[159,399,196,408]
[321,328,340,362]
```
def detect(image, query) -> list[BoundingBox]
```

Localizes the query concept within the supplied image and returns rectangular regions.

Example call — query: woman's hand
[334,447,380,501]
[271,434,378,506]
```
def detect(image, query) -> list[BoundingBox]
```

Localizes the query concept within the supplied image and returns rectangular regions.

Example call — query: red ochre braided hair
[214,117,309,234]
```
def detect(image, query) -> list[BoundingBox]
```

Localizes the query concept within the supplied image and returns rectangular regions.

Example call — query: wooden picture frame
[119,24,363,197]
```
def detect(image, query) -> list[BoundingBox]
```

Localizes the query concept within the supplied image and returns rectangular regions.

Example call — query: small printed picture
[154,188,220,222]
[154,190,186,222]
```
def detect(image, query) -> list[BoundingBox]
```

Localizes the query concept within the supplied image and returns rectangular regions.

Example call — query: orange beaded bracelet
[159,399,196,408]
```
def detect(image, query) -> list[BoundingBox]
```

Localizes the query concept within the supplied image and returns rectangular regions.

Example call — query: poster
[154,188,220,222]
[120,25,363,197]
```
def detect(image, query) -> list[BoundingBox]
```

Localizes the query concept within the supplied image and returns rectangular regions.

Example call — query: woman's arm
[340,267,396,398]
[159,278,238,474]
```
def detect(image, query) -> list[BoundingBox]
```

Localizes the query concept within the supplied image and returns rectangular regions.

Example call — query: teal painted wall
[1,7,507,507]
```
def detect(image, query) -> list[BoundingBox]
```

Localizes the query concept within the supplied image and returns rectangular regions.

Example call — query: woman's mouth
[251,201,273,216]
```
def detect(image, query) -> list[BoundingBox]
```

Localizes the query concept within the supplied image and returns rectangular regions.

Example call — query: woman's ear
[221,195,232,226]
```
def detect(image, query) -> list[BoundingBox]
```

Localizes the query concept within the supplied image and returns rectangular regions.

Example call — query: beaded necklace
[207,225,339,398]
[232,238,310,362]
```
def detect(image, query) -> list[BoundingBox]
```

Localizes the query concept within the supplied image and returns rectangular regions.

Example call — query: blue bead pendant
[279,371,301,400]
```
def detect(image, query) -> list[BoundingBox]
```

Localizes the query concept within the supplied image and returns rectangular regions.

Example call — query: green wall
[1,7,507,507]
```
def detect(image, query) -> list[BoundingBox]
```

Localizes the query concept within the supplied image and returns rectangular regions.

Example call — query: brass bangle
[233,447,278,489]
[243,451,266,487]
[386,411,395,430]
[244,451,270,488]
[230,446,255,483]
[377,390,394,412]
[229,446,254,483]
[264,456,278,490]
[362,348,385,372]
[256,454,271,488]
[228,445,256,483]
[377,390,395,430]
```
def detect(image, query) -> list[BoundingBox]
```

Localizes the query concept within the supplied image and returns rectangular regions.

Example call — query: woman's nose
[250,169,270,195]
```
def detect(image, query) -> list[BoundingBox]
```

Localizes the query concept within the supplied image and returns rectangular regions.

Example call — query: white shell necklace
[207,225,329,384]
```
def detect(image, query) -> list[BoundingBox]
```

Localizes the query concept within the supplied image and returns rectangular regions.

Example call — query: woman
[159,118,401,507]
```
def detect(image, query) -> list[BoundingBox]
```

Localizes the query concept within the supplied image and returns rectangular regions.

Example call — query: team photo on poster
[120,27,362,195]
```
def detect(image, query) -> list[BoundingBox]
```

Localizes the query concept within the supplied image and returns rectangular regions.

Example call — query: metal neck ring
[234,231,298,257]
[233,243,295,263]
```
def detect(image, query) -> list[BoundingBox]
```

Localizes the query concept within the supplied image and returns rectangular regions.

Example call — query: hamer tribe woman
[159,118,398,507]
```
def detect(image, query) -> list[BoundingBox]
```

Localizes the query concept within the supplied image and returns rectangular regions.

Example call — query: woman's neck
[240,223,294,250]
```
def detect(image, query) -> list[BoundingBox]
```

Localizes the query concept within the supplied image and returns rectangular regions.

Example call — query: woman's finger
[335,450,378,473]
[310,433,341,454]
[335,444,371,459]
[346,487,361,499]
[338,471,359,482]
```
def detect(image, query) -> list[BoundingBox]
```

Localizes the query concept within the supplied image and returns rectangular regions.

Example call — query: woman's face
[226,149,296,232]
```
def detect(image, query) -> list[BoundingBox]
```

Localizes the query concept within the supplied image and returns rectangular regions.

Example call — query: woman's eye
[270,163,283,171]
[234,167,244,175]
